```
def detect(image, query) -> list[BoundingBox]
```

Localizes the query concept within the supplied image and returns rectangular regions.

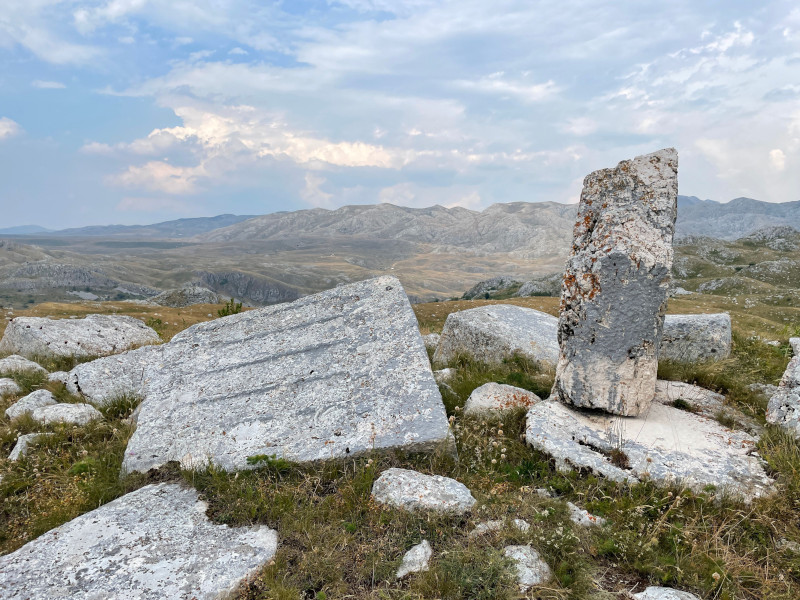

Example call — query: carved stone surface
[552,148,678,416]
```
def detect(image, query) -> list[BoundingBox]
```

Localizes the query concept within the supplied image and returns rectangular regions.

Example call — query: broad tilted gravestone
[0,483,278,599]
[114,276,449,473]
[660,313,731,362]
[0,314,161,359]
[433,304,559,366]
[552,148,678,416]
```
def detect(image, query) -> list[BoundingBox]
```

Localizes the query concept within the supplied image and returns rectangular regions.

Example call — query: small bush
[218,298,243,318]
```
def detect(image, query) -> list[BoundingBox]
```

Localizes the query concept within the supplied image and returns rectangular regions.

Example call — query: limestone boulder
[151,285,220,307]
[766,354,800,438]
[791,337,800,356]
[0,483,278,599]
[372,468,476,514]
[31,403,102,426]
[526,399,774,501]
[117,276,449,473]
[633,587,701,600]
[469,519,530,537]
[0,314,160,359]
[464,382,541,415]
[553,148,678,416]
[567,502,605,527]
[0,355,46,375]
[660,313,731,362]
[503,546,551,592]
[396,540,432,579]
[422,333,440,351]
[433,304,558,366]
[5,389,57,420]
[0,377,21,396]
[8,433,52,461]
[47,371,70,385]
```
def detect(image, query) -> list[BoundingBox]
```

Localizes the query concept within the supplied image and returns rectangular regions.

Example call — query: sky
[1,0,799,228]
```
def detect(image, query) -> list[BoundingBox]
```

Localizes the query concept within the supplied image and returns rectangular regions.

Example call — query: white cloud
[228,47,248,55]
[31,79,66,89]
[456,73,559,103]
[769,148,786,172]
[0,117,22,140]
[300,173,334,207]
[111,161,202,194]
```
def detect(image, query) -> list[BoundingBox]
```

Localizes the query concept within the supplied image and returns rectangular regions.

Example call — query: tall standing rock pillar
[552,148,678,416]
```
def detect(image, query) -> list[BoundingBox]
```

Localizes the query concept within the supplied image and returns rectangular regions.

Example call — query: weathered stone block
[463,382,541,415]
[0,483,278,599]
[0,377,21,396]
[660,313,731,362]
[503,546,551,592]
[117,276,449,473]
[0,355,46,375]
[766,354,800,438]
[0,314,160,359]
[553,148,678,416]
[31,403,103,426]
[432,304,558,366]
[5,389,57,420]
[371,468,476,514]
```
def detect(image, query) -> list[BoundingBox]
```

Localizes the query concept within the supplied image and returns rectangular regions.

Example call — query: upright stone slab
[0,483,278,599]
[0,314,161,359]
[121,276,450,473]
[553,148,678,416]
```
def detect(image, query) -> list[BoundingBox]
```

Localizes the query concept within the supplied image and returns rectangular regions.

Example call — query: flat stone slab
[8,433,52,461]
[660,313,731,362]
[5,389,57,420]
[655,380,761,435]
[372,468,476,514]
[433,304,559,366]
[526,399,774,501]
[0,314,160,359]
[0,377,21,396]
[503,545,551,592]
[0,483,278,599]
[464,383,541,415]
[31,403,103,426]
[0,355,46,375]
[633,587,701,600]
[396,540,432,579]
[117,276,449,473]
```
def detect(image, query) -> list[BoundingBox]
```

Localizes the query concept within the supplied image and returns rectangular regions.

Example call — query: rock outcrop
[633,587,701,600]
[371,468,476,514]
[5,389,57,420]
[0,314,160,359]
[660,313,731,362]
[66,345,164,405]
[0,377,21,396]
[8,433,52,461]
[31,403,103,426]
[151,285,220,307]
[463,383,541,415]
[0,483,278,599]
[503,546,551,592]
[766,341,800,438]
[0,355,46,374]
[110,276,450,473]
[396,540,432,579]
[553,148,678,416]
[433,305,558,366]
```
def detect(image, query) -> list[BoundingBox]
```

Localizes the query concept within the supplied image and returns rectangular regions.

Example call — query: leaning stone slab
[0,377,21,396]
[766,354,800,439]
[526,399,774,501]
[8,433,52,461]
[31,403,102,426]
[0,483,278,599]
[0,355,46,375]
[121,276,450,473]
[5,389,57,420]
[464,383,541,415]
[66,344,163,406]
[503,545,551,592]
[633,587,701,600]
[396,540,432,579]
[553,148,678,416]
[660,313,731,362]
[433,304,558,366]
[0,314,160,359]
[372,468,476,514]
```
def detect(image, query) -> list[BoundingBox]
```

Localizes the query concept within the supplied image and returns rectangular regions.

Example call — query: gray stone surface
[433,304,558,366]
[0,314,160,359]
[766,354,800,438]
[423,333,440,351]
[5,389,57,420]
[47,371,70,385]
[66,344,163,406]
[791,337,800,356]
[0,355,46,375]
[0,377,21,396]
[372,468,476,514]
[655,380,761,435]
[8,433,52,461]
[118,276,449,473]
[31,403,103,426]
[151,284,220,307]
[503,545,551,592]
[0,482,278,599]
[632,587,701,600]
[660,313,731,362]
[433,368,456,384]
[464,382,541,415]
[526,399,774,501]
[469,519,530,537]
[567,502,606,527]
[553,148,678,416]
[396,540,432,579]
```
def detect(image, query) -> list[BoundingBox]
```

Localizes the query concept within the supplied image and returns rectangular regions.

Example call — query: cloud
[456,73,559,103]
[228,47,248,55]
[0,117,22,140]
[31,79,66,89]
[111,161,202,194]
[300,173,334,207]
[769,149,786,172]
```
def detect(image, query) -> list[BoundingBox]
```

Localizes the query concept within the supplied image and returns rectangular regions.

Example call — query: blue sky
[1,0,799,228]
